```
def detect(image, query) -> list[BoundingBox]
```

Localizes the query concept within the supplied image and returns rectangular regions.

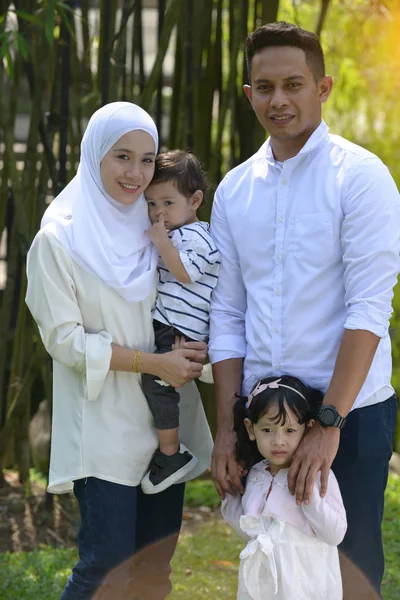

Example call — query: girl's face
[245,401,308,475]
[100,130,156,206]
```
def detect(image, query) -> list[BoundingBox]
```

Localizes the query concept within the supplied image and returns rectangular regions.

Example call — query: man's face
[244,46,332,159]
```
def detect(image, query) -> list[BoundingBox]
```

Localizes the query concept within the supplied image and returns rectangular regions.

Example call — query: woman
[25,102,213,600]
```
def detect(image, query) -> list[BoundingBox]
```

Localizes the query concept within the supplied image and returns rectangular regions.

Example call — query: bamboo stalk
[168,19,183,149]
[0,346,38,460]
[140,0,183,111]
[155,0,166,134]
[134,0,145,95]
[184,0,194,149]
[110,0,133,102]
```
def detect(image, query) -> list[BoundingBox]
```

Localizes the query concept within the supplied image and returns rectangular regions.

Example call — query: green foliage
[0,475,399,600]
[381,473,400,592]
[171,520,242,599]
[183,477,221,509]
[1,0,400,480]
[0,547,77,600]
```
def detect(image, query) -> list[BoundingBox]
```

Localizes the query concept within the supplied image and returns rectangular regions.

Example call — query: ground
[0,470,399,600]
[0,470,217,554]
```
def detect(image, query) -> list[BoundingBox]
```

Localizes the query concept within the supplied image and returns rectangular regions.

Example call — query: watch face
[323,408,336,426]
[324,408,335,425]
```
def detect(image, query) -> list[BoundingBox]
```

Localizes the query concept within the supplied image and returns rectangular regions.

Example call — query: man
[209,21,399,596]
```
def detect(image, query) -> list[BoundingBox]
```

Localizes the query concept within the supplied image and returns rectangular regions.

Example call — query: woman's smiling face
[100,130,156,205]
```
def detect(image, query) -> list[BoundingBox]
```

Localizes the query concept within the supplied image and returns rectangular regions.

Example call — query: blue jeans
[332,395,397,595]
[60,478,185,600]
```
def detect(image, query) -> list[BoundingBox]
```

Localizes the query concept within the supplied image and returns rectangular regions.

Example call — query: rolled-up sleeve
[177,239,220,283]
[26,229,112,401]
[209,180,247,364]
[341,158,400,337]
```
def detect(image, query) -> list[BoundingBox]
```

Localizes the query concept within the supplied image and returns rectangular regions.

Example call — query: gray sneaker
[141,444,198,494]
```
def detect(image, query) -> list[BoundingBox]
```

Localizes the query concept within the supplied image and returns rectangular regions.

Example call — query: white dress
[222,460,347,600]
[25,227,213,493]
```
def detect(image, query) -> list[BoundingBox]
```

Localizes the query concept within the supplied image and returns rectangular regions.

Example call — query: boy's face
[145,180,202,231]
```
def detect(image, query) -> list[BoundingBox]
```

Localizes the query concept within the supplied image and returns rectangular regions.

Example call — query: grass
[0,474,399,600]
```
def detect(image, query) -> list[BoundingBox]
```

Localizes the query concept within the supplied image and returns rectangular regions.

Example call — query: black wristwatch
[316,405,346,429]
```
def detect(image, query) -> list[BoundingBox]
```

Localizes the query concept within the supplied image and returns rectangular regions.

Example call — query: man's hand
[145,214,169,246]
[211,427,244,499]
[288,422,340,505]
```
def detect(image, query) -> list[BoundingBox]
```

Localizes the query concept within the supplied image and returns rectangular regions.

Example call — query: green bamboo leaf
[13,10,43,26]
[58,6,75,40]
[55,0,76,14]
[0,32,9,51]
[2,45,14,79]
[15,32,30,60]
[0,32,12,59]
[81,90,100,106]
[45,0,56,45]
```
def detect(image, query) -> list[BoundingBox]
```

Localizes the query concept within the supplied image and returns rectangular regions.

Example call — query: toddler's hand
[145,214,169,246]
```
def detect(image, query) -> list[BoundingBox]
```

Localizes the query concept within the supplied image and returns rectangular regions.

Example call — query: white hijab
[40,102,159,303]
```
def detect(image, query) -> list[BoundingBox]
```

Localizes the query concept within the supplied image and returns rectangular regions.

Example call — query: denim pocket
[379,395,397,459]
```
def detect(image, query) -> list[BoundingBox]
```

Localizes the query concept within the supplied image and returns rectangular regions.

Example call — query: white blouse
[26,226,213,494]
[222,461,347,600]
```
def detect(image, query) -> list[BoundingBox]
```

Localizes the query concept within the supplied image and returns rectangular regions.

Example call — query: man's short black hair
[245,21,325,83]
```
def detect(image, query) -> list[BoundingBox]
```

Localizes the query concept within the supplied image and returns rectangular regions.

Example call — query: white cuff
[208,333,246,364]
[85,330,113,401]
[344,310,390,338]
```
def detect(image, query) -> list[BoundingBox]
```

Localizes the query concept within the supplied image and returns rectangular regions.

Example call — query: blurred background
[1,0,400,492]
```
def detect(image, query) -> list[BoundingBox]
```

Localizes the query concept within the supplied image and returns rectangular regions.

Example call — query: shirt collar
[255,459,289,487]
[263,120,329,167]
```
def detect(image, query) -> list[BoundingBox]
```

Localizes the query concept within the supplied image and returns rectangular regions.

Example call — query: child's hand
[172,335,187,350]
[145,214,170,246]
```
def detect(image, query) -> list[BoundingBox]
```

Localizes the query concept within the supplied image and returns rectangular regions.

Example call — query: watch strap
[332,414,346,429]
[316,406,347,429]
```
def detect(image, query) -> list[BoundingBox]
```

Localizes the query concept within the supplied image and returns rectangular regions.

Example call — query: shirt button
[275,364,281,370]
[274,328,279,334]
[282,179,287,186]
[278,216,284,223]
[275,289,280,296]
[276,254,281,261]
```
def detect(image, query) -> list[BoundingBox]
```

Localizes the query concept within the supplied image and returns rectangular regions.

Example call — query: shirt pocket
[293,213,340,267]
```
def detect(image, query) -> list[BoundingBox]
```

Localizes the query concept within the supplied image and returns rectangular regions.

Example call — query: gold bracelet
[132,350,141,373]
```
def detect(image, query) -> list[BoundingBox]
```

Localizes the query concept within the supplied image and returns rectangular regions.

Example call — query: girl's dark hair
[151,149,208,209]
[234,375,323,471]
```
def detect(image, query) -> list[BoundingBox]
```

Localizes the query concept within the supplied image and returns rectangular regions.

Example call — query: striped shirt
[154,221,220,342]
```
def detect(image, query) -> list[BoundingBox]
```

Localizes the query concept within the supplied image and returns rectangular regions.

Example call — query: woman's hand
[173,337,208,364]
[154,347,206,388]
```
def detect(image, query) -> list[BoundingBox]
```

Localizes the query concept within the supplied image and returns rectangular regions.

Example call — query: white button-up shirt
[209,121,400,410]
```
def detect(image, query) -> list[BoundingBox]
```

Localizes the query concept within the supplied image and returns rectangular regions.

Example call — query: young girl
[222,375,347,600]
